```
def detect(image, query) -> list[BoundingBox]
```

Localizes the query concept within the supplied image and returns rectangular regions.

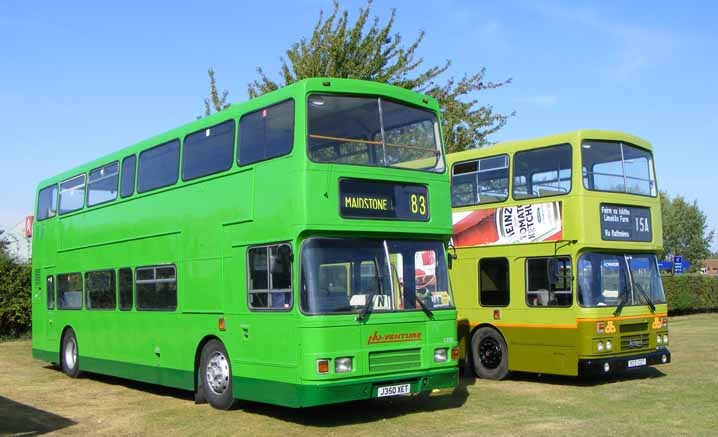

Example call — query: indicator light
[317,359,330,374]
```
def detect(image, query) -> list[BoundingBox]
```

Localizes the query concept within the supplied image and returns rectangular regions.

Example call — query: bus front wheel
[470,327,509,380]
[199,340,237,410]
[60,328,81,378]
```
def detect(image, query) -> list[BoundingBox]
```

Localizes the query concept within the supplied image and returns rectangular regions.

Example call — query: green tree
[205,0,513,151]
[0,230,10,262]
[201,68,230,117]
[660,191,715,270]
[0,258,32,338]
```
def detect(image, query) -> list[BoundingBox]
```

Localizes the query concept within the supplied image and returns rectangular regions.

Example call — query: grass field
[1,314,717,436]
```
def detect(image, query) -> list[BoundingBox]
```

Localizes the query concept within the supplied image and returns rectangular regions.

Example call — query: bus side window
[85,270,117,310]
[479,258,510,307]
[135,265,177,311]
[37,185,58,220]
[57,273,83,310]
[247,243,293,311]
[120,155,136,198]
[526,257,572,307]
[46,276,55,310]
[238,100,294,166]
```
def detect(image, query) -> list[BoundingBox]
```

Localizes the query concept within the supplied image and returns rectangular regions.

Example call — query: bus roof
[37,78,440,190]
[447,129,652,167]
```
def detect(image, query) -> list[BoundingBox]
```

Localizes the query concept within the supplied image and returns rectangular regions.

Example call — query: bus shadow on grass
[0,395,76,436]
[506,366,667,386]
[237,375,474,426]
[45,365,472,426]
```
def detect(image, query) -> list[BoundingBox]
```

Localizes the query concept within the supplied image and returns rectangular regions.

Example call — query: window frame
[84,269,117,311]
[237,99,295,167]
[56,272,83,310]
[581,140,658,198]
[246,242,294,312]
[478,257,510,307]
[37,184,58,221]
[182,119,236,182]
[134,264,178,311]
[512,143,573,201]
[120,155,137,198]
[524,256,573,308]
[58,174,87,215]
[137,139,181,194]
[118,267,134,311]
[87,161,120,208]
[451,153,510,207]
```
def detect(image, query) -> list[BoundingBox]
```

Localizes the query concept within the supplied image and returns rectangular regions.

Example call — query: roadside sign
[24,216,34,238]
[674,255,684,275]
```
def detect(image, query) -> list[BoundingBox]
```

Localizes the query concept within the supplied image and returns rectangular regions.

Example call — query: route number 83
[410,194,427,216]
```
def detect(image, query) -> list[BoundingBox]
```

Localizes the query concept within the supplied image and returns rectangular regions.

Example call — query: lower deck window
[479,258,510,306]
[248,244,292,310]
[85,270,116,310]
[57,273,83,309]
[526,257,572,307]
[136,265,177,311]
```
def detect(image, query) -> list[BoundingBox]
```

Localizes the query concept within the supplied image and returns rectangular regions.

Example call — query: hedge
[662,274,718,315]
[0,259,32,338]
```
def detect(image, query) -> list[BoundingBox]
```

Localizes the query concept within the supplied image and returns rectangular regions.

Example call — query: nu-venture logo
[367,331,422,344]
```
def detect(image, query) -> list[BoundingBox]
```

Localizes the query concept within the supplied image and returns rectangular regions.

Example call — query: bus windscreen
[307,94,443,172]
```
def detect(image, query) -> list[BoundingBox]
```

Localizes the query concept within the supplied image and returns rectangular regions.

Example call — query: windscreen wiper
[416,295,434,319]
[613,289,627,317]
[633,281,656,313]
[356,289,377,322]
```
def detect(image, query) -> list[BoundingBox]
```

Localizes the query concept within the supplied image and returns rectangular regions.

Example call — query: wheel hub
[479,337,502,369]
[206,351,230,395]
[64,337,77,369]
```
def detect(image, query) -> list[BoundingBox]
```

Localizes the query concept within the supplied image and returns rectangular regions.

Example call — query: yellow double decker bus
[448,130,670,379]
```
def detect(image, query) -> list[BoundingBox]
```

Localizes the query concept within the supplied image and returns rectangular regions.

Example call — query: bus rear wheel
[61,328,81,378]
[199,340,237,410]
[471,327,509,380]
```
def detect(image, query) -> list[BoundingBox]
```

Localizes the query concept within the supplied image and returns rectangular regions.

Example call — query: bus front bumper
[578,349,671,376]
[293,367,458,408]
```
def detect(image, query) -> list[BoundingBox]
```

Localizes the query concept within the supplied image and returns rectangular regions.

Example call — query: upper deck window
[183,119,235,180]
[452,155,509,207]
[59,174,86,215]
[582,140,656,196]
[37,185,58,220]
[307,94,443,173]
[137,139,180,193]
[238,100,294,166]
[87,162,119,207]
[513,144,571,200]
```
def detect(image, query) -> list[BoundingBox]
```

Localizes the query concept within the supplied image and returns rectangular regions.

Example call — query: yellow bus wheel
[470,327,509,380]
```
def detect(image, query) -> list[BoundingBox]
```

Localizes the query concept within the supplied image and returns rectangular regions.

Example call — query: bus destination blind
[600,204,652,242]
[339,179,429,221]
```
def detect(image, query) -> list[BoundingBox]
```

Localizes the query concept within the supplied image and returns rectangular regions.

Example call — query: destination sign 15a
[339,179,429,221]
[600,204,652,242]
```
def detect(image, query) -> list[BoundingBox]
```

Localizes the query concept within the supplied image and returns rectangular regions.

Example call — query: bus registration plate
[627,358,647,368]
[377,383,411,397]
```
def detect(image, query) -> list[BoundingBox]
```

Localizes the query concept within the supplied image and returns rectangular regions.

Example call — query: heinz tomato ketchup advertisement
[452,201,562,247]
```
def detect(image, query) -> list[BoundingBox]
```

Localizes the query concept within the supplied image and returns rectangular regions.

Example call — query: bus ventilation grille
[369,348,421,373]
[33,269,40,289]
[621,334,649,351]
[620,323,648,333]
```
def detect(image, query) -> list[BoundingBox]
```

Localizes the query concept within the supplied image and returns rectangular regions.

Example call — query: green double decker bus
[448,130,670,379]
[31,78,458,409]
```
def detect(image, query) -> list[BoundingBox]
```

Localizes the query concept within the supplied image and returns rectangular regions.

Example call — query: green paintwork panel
[447,130,668,376]
[30,78,457,407]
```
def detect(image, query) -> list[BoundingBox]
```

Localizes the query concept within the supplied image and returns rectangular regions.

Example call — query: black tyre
[199,340,236,410]
[61,328,81,378]
[470,327,509,380]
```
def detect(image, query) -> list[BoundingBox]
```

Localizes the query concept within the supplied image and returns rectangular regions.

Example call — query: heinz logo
[367,331,422,344]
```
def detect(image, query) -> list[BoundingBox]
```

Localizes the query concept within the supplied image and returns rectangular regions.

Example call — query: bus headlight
[663,334,668,345]
[434,348,448,362]
[335,357,353,373]
[597,341,604,352]
[605,340,612,351]
[656,335,662,344]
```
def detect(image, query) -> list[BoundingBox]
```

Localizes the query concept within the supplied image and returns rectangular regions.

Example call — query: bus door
[236,244,298,380]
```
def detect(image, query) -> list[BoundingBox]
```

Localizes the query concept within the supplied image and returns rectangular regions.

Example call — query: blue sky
[1,0,716,252]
